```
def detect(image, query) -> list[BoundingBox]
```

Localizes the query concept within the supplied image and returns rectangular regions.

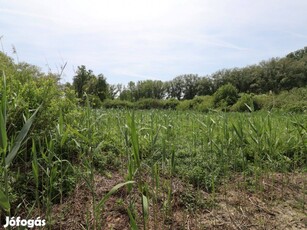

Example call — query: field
[2,103,306,229]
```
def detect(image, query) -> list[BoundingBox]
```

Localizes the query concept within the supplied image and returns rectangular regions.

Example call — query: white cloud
[1,0,306,84]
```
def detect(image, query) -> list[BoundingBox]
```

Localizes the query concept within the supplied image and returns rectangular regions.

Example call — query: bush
[231,94,255,112]
[274,87,307,112]
[102,99,133,109]
[176,97,205,110]
[176,100,193,110]
[195,96,214,112]
[1,60,77,138]
[252,87,307,112]
[213,83,239,109]
[135,98,165,109]
[253,94,272,110]
[86,94,102,108]
[163,98,179,109]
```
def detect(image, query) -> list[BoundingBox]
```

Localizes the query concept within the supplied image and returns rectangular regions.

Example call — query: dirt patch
[41,172,306,229]
[194,173,307,230]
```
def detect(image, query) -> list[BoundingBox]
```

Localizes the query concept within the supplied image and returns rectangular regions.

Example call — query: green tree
[96,74,108,100]
[196,77,214,96]
[73,66,109,103]
[182,74,200,100]
[169,76,185,100]
[108,84,122,99]
[72,65,94,98]
[136,80,165,99]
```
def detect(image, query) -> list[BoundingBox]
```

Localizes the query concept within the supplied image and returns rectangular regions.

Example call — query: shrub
[176,100,193,110]
[196,96,214,112]
[163,98,179,109]
[102,99,133,109]
[1,60,77,138]
[135,98,165,109]
[231,94,255,112]
[253,94,272,110]
[252,87,307,112]
[213,83,239,109]
[86,94,102,108]
[274,87,307,112]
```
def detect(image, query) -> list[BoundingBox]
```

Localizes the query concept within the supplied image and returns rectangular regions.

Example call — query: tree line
[71,47,307,103]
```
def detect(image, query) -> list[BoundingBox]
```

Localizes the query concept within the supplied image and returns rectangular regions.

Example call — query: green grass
[1,103,306,228]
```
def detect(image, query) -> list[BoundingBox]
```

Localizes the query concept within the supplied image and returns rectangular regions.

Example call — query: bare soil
[47,172,306,230]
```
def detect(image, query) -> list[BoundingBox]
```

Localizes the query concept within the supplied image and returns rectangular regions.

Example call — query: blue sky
[1,0,306,85]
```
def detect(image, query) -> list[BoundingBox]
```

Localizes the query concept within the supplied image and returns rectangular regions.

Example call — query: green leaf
[95,181,135,212]
[0,188,10,213]
[127,207,138,230]
[60,129,69,147]
[1,71,7,124]
[0,109,7,151]
[67,125,90,144]
[31,141,39,185]
[142,194,149,219]
[128,112,140,167]
[5,106,40,167]
[0,71,7,151]
[244,103,253,112]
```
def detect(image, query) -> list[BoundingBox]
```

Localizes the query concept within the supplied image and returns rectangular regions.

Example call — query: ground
[46,171,306,230]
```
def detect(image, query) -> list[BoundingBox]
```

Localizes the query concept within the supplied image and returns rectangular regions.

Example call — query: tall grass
[0,72,40,218]
[1,89,306,228]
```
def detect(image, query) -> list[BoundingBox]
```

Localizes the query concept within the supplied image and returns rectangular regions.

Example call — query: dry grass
[43,171,307,230]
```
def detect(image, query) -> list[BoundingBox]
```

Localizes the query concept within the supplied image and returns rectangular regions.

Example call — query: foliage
[231,93,256,112]
[103,99,133,109]
[135,98,165,110]
[213,83,239,108]
[86,94,102,108]
[72,65,108,104]
[163,98,179,109]
[176,96,211,111]
[195,96,214,112]
[0,53,77,139]
[117,47,307,100]
[273,87,307,112]
[1,47,307,229]
[176,100,193,110]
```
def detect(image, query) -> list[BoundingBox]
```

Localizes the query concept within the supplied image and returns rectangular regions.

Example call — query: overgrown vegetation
[0,48,306,229]
[69,47,307,108]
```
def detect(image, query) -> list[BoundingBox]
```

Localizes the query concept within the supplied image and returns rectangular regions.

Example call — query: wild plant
[0,72,40,217]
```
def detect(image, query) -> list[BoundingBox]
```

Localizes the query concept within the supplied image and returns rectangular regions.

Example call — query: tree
[72,65,94,98]
[182,74,200,100]
[196,77,214,96]
[108,84,122,99]
[169,76,185,100]
[73,66,109,103]
[136,80,165,99]
[94,74,108,101]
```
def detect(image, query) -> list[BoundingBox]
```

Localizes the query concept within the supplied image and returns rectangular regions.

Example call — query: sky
[0,0,306,85]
